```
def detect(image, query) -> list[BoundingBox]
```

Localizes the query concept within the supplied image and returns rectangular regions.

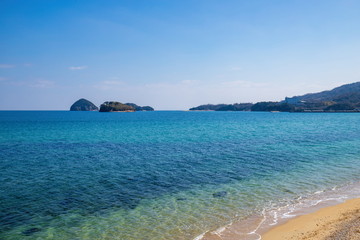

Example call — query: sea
[1,111,360,240]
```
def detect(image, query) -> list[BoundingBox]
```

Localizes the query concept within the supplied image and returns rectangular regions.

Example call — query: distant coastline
[189,81,360,112]
[68,81,360,113]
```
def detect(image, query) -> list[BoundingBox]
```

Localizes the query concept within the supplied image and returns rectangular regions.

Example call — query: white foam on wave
[249,209,266,234]
[193,232,205,240]
[212,225,227,235]
[192,223,230,240]
[246,208,266,240]
[255,182,360,237]
[193,181,360,240]
[268,211,277,226]
[256,181,360,238]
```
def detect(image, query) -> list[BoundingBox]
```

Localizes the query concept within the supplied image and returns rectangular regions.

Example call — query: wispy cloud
[0,64,15,69]
[220,80,268,88]
[93,80,125,90]
[102,80,124,85]
[69,66,88,70]
[31,80,56,88]
[0,77,7,81]
[10,79,56,88]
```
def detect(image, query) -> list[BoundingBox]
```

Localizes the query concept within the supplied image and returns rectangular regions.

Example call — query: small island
[70,98,99,111]
[99,101,135,112]
[69,99,155,112]
[125,103,154,111]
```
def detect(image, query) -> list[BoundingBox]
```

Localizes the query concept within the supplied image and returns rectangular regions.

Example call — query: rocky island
[69,99,155,112]
[70,98,99,111]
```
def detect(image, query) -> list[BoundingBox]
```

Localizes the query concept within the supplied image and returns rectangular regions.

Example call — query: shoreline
[262,198,360,240]
[198,197,360,240]
[197,181,360,240]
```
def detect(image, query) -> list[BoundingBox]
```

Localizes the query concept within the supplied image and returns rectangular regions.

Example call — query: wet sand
[262,198,360,240]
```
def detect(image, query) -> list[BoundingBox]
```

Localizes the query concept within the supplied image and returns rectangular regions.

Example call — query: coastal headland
[189,82,360,112]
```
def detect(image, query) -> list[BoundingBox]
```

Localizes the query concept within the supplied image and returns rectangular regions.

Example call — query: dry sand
[262,198,360,240]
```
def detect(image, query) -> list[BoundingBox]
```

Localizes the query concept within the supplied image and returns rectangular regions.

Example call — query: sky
[0,0,360,110]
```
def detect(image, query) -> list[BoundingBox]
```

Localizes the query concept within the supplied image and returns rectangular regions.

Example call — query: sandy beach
[262,198,360,240]
[199,197,360,240]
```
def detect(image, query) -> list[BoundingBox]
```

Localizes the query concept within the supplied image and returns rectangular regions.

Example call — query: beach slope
[262,198,360,240]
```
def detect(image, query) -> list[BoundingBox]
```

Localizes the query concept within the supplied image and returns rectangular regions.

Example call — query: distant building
[285,97,299,104]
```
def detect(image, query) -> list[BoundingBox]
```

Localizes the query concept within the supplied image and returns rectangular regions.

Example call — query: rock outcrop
[70,98,98,111]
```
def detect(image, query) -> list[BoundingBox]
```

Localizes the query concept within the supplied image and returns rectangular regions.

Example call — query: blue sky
[0,0,359,110]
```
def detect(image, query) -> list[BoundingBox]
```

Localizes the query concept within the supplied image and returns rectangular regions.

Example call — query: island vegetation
[282,82,360,112]
[125,103,154,111]
[189,103,253,111]
[189,82,360,112]
[70,98,99,111]
[99,101,135,112]
[69,99,154,112]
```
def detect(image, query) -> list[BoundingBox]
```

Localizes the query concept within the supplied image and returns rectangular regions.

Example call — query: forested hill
[285,82,360,104]
[189,82,360,112]
[189,103,253,111]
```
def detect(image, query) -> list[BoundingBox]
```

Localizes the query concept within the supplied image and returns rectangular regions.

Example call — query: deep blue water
[1,111,360,239]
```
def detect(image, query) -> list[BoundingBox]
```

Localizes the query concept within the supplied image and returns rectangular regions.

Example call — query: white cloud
[0,64,15,68]
[31,80,56,88]
[93,80,125,90]
[6,79,56,88]
[102,80,124,85]
[69,66,88,70]
[220,80,268,88]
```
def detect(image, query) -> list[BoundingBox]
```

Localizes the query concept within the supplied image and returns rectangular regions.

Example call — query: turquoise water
[1,111,360,239]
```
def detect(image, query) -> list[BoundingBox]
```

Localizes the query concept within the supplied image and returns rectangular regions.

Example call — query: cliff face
[99,101,135,112]
[70,99,99,111]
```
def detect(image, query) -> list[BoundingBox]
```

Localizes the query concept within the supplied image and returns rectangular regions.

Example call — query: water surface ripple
[1,111,360,239]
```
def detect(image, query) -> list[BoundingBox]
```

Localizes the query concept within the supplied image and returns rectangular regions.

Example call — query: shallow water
[1,111,360,239]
